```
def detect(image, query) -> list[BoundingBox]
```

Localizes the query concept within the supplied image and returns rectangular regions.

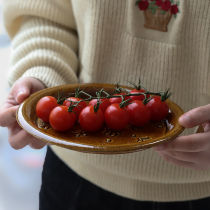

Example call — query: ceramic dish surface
[16,83,185,154]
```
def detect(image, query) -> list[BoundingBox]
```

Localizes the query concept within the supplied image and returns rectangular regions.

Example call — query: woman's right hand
[0,77,47,150]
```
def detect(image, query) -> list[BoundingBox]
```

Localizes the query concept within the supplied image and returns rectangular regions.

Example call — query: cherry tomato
[127,100,151,126]
[130,89,150,101]
[89,98,111,113]
[79,105,104,132]
[146,96,169,121]
[63,97,87,119]
[104,103,130,130]
[36,96,59,122]
[109,93,130,104]
[49,106,76,131]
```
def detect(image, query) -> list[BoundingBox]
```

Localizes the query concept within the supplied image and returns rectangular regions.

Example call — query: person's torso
[63,0,210,185]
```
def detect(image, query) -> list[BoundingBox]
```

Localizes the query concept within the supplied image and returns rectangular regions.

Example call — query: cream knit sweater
[3,0,210,201]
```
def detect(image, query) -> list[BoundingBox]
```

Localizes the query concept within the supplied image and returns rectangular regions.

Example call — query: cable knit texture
[3,0,210,201]
[3,0,79,87]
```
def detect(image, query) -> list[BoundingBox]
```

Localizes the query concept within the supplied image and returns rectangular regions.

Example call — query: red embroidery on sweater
[135,0,180,32]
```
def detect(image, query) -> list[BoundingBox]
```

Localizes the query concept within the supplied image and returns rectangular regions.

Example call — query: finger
[179,104,210,128]
[8,121,22,135]
[0,105,19,127]
[203,122,210,132]
[9,130,33,150]
[8,123,36,150]
[156,149,205,164]
[12,82,31,104]
[0,81,32,127]
[157,151,196,170]
[29,138,47,149]
[154,131,210,152]
[11,77,46,104]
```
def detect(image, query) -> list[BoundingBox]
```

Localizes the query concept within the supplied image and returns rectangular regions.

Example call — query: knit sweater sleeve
[3,0,79,88]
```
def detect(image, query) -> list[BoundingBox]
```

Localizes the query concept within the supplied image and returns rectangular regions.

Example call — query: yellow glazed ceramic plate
[16,83,185,154]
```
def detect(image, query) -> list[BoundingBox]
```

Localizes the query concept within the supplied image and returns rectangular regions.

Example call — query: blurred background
[0,1,47,209]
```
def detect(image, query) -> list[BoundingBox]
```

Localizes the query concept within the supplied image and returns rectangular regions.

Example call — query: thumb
[12,77,46,104]
[12,81,31,104]
[15,88,30,104]
[179,104,210,128]
[15,86,31,104]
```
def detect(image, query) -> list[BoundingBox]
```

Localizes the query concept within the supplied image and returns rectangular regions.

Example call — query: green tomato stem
[65,87,171,111]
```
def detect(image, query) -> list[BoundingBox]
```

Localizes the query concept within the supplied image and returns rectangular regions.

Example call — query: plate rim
[16,83,185,154]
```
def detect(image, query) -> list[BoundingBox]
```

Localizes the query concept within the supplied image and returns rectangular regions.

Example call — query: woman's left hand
[154,104,210,171]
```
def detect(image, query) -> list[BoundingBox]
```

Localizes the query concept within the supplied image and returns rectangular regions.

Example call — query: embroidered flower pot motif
[135,0,180,32]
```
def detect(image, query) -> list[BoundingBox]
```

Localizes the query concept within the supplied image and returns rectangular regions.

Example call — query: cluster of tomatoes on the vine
[36,81,172,132]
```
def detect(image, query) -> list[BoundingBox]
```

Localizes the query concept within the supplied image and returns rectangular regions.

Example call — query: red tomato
[130,89,150,101]
[63,97,87,119]
[109,93,130,104]
[36,96,59,122]
[127,100,151,126]
[146,96,169,121]
[49,106,76,131]
[104,103,130,130]
[89,98,111,113]
[79,105,104,132]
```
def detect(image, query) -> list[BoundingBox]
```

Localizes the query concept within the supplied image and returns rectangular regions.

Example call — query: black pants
[39,147,210,210]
